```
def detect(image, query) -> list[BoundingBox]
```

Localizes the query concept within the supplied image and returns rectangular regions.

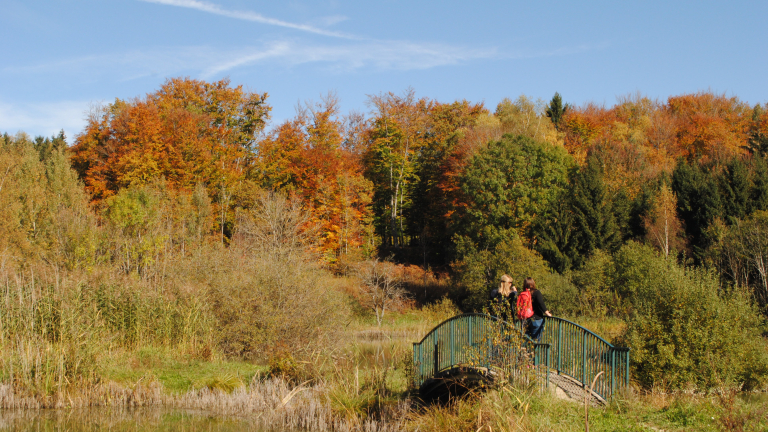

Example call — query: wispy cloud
[195,40,609,78]
[138,0,357,39]
[199,42,294,78]
[127,0,605,78]
[0,36,603,140]
[313,15,348,27]
[3,39,498,81]
[200,40,499,78]
[2,46,228,80]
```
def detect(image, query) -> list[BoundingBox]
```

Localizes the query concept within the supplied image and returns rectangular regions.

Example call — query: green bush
[614,242,768,391]
[540,270,580,318]
[565,249,618,317]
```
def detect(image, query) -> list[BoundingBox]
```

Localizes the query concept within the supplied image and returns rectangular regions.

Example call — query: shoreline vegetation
[0,276,766,431]
[0,310,766,431]
[2,80,768,430]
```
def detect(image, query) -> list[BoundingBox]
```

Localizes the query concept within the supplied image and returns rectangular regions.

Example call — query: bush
[565,249,617,317]
[420,298,461,324]
[540,271,580,318]
[205,192,350,358]
[205,253,350,359]
[614,242,768,391]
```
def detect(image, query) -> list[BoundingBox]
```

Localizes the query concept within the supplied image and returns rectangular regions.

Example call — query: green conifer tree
[568,157,627,266]
[545,92,569,131]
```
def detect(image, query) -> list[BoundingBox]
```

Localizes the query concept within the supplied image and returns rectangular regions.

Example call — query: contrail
[139,0,358,39]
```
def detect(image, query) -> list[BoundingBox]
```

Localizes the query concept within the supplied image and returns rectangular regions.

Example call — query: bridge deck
[548,371,606,406]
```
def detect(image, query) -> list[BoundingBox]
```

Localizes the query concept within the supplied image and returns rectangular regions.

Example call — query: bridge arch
[412,313,549,400]
[412,314,630,401]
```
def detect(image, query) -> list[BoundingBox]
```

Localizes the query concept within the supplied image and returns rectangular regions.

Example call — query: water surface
[0,408,271,432]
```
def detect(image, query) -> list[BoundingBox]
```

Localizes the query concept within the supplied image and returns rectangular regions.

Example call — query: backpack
[516,290,534,320]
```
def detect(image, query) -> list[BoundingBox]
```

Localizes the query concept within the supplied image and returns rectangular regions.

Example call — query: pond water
[738,392,768,404]
[0,408,275,432]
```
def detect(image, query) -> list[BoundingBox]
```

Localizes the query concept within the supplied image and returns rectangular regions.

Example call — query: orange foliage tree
[666,92,750,160]
[559,92,754,199]
[70,78,271,203]
[749,103,768,154]
[254,96,373,262]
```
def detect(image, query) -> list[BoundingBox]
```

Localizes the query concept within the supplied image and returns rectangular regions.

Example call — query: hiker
[490,274,517,321]
[520,277,551,342]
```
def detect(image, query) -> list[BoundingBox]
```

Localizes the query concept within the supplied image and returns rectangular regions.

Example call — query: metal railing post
[557,319,562,373]
[413,342,419,387]
[450,319,455,366]
[434,341,439,375]
[625,349,630,388]
[546,343,550,388]
[582,329,587,387]
[468,315,473,347]
[610,347,615,397]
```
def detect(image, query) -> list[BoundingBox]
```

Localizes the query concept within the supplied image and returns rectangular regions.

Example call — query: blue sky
[2,0,766,142]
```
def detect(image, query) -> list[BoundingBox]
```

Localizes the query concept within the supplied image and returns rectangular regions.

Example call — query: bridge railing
[518,317,630,400]
[412,313,549,390]
[413,314,631,400]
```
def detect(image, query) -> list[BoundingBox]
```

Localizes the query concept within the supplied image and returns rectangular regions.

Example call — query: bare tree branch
[356,259,408,326]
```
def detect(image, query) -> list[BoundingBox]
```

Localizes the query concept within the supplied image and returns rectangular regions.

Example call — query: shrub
[206,192,350,358]
[356,259,408,326]
[565,249,617,317]
[205,253,350,359]
[420,297,461,324]
[614,242,768,390]
[540,271,580,318]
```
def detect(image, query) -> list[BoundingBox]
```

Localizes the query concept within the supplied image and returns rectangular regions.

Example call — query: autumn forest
[3,77,768,429]
[62,78,768,295]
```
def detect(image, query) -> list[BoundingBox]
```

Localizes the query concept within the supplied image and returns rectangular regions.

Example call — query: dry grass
[0,381,165,410]
[174,377,408,431]
[567,316,626,343]
[406,385,537,432]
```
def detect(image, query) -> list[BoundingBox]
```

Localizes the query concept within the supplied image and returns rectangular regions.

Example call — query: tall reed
[0,265,214,396]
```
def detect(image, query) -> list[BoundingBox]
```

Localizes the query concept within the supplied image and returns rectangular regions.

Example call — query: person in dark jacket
[490,274,517,322]
[523,277,551,342]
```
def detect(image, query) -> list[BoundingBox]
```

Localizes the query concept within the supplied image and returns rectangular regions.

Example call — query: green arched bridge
[412,314,630,403]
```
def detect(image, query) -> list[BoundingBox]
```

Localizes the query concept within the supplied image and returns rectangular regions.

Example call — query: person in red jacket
[523,277,551,342]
